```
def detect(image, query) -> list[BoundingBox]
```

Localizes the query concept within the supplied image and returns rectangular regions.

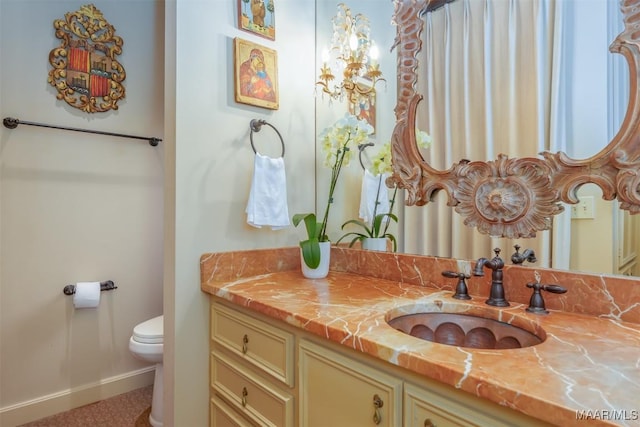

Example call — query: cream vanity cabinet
[210,299,548,427]
[210,302,295,426]
[299,339,402,426]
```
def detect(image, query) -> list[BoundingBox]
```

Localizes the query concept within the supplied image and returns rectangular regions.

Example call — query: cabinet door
[299,339,402,427]
[405,382,519,427]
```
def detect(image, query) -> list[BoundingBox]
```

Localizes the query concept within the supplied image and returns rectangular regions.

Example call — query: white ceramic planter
[301,241,331,279]
[362,237,388,251]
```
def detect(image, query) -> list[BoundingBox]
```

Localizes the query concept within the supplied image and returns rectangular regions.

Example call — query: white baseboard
[0,367,155,427]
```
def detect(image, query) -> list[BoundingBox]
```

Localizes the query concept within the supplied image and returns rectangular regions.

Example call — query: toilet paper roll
[73,281,101,309]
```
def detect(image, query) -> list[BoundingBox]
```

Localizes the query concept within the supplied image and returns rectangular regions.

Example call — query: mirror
[314,1,400,241]
[390,0,640,237]
[315,0,638,278]
[380,0,640,276]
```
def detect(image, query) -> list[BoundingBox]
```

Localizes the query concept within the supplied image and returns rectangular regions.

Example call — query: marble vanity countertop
[200,249,640,427]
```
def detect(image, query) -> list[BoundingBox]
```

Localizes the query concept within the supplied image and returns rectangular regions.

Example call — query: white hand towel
[359,170,390,224]
[246,153,290,230]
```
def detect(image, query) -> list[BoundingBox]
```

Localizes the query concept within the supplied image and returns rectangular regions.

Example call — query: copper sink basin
[386,302,546,350]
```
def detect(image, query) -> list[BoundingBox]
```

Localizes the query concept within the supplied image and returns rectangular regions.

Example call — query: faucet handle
[542,284,567,294]
[525,282,567,314]
[442,270,471,300]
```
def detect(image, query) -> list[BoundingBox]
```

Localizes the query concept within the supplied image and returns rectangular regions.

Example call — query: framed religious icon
[237,0,276,40]
[349,88,376,134]
[234,38,279,110]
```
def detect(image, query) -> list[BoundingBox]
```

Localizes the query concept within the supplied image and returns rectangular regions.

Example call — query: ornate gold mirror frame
[389,0,640,238]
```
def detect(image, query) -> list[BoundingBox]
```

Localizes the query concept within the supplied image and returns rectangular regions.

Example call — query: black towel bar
[3,117,161,147]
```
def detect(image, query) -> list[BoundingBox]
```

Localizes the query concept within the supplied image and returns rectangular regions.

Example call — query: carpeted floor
[18,385,153,427]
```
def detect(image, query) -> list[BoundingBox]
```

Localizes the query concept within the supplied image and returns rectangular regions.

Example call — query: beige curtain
[401,0,567,267]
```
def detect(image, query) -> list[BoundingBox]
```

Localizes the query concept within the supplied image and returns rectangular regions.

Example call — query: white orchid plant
[293,113,374,268]
[336,128,432,251]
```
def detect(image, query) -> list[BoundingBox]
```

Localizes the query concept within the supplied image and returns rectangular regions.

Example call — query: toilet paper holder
[63,280,117,295]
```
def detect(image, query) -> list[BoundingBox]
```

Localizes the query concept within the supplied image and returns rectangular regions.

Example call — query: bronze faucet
[473,248,509,307]
[511,244,537,265]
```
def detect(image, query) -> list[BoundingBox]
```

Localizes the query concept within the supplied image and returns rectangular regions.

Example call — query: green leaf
[373,213,398,237]
[293,213,318,240]
[386,213,399,223]
[299,238,321,269]
[340,219,373,236]
[347,235,365,248]
[372,214,384,236]
[385,233,398,252]
[335,232,367,246]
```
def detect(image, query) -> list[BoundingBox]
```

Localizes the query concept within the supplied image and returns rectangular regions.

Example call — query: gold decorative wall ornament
[48,4,125,113]
[389,0,640,239]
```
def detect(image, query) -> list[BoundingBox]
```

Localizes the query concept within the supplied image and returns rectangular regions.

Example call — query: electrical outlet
[571,196,595,219]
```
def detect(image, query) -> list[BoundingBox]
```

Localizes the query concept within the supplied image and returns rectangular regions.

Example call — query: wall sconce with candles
[316,3,385,105]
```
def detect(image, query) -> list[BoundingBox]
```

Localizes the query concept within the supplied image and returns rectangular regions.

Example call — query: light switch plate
[571,196,595,219]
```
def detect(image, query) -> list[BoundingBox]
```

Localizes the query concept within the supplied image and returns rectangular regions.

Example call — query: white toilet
[129,315,164,427]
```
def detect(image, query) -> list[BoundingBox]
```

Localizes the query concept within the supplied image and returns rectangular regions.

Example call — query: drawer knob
[242,334,249,354]
[373,394,384,425]
[242,386,248,407]
[424,419,436,427]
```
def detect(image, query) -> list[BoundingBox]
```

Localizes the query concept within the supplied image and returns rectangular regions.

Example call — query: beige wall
[0,0,163,425]
[167,0,316,425]
[570,185,615,273]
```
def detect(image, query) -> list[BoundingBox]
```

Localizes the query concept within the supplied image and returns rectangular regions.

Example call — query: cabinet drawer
[405,382,515,427]
[212,351,294,427]
[211,395,253,427]
[299,339,403,427]
[211,303,294,386]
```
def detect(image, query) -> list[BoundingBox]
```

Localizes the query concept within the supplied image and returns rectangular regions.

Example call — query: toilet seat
[132,315,163,344]
[129,314,164,426]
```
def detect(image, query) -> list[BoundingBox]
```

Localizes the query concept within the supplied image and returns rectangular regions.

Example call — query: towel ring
[249,119,285,157]
[358,142,375,170]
